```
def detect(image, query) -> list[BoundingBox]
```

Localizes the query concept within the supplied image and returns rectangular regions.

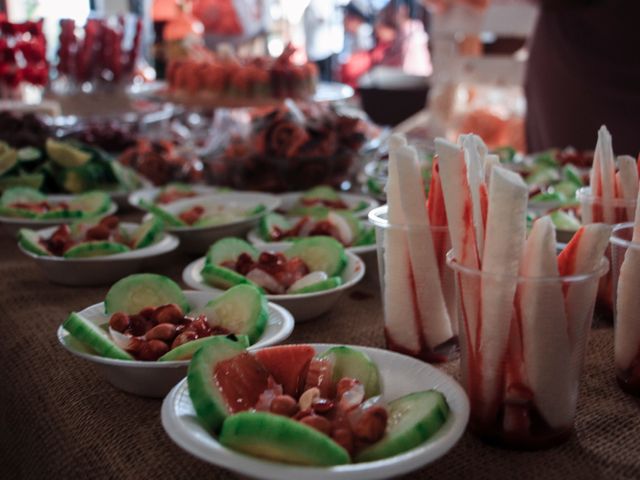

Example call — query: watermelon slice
[254,345,315,397]
[518,216,574,429]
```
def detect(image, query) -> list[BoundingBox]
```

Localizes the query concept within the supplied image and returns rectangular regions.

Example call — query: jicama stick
[518,216,574,429]
[595,126,617,223]
[616,155,638,220]
[483,154,500,186]
[615,191,640,371]
[383,134,420,353]
[462,135,487,261]
[479,166,528,418]
[395,145,454,349]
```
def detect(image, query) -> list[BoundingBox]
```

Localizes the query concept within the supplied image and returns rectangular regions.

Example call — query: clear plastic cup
[577,187,637,321]
[369,205,458,363]
[447,251,608,449]
[610,223,640,396]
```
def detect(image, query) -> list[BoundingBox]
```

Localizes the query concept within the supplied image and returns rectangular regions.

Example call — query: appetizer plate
[246,228,376,260]
[277,192,378,219]
[144,192,280,254]
[128,185,221,210]
[0,198,117,237]
[161,343,469,480]
[18,222,180,286]
[57,291,295,397]
[182,244,366,322]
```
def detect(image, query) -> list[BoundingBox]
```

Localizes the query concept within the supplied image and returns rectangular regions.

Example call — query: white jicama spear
[383,134,421,353]
[479,166,528,417]
[615,191,640,371]
[518,216,574,429]
[615,155,638,220]
[435,138,481,350]
[595,126,617,223]
[395,145,453,349]
[557,223,612,377]
[462,135,487,260]
[483,154,500,186]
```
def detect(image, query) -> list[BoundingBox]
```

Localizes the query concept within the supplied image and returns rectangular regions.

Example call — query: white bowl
[0,198,118,237]
[18,222,180,286]
[128,185,221,210]
[161,343,469,480]
[277,192,378,219]
[182,244,366,322]
[143,192,281,255]
[246,228,376,260]
[57,291,295,397]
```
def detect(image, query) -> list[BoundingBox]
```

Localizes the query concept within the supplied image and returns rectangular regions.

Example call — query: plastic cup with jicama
[611,211,640,396]
[368,135,458,363]
[578,126,639,320]
[437,137,610,449]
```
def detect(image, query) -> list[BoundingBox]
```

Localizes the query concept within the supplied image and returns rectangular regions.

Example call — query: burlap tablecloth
[1,224,639,479]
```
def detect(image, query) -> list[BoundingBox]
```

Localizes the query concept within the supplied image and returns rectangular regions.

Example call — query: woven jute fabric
[1,225,639,480]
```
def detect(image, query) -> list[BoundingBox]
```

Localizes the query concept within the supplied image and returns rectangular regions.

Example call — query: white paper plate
[182,244,366,322]
[18,222,180,286]
[58,291,295,397]
[128,185,222,210]
[142,192,280,255]
[277,192,378,219]
[161,343,469,480]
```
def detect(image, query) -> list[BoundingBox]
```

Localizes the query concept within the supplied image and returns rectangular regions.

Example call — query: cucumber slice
[525,168,559,186]
[355,390,450,462]
[0,148,18,176]
[206,237,258,266]
[285,237,347,277]
[302,186,341,201]
[63,312,134,361]
[562,164,583,187]
[63,241,131,258]
[318,346,380,398]
[219,412,350,466]
[67,191,112,217]
[196,284,267,344]
[201,263,253,289]
[289,276,342,294]
[0,173,44,191]
[104,273,190,315]
[131,217,163,249]
[109,161,140,190]
[187,337,248,431]
[46,138,92,168]
[158,333,249,361]
[553,180,578,200]
[550,210,581,232]
[39,209,83,220]
[0,205,37,218]
[353,226,375,246]
[138,199,186,227]
[533,151,558,168]
[0,186,45,206]
[17,147,42,163]
[259,213,292,240]
[530,191,566,204]
[246,204,267,216]
[18,228,51,256]
[330,211,360,244]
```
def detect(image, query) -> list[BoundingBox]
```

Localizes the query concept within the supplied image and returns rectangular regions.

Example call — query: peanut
[299,415,332,436]
[128,314,151,336]
[85,224,110,241]
[331,428,354,455]
[109,312,129,332]
[352,406,388,443]
[139,307,156,320]
[99,215,119,229]
[270,395,299,417]
[145,323,178,342]
[298,387,320,411]
[312,398,334,413]
[154,304,184,324]
[137,339,169,361]
[171,330,198,349]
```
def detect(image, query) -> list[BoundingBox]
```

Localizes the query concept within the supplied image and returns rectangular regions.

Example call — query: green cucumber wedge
[158,333,249,361]
[104,273,190,315]
[197,284,267,344]
[17,147,42,164]
[18,228,51,256]
[289,277,342,294]
[0,173,44,191]
[131,217,163,249]
[259,213,291,240]
[63,312,133,360]
[63,241,131,258]
[67,191,112,217]
[355,390,450,463]
[302,186,341,202]
[206,237,258,266]
[1,186,45,206]
[46,138,92,168]
[0,148,18,176]
[550,210,581,231]
[187,337,248,431]
[220,412,350,466]
[319,346,380,398]
[285,237,347,277]
[201,263,253,290]
[39,209,83,220]
[138,199,186,227]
